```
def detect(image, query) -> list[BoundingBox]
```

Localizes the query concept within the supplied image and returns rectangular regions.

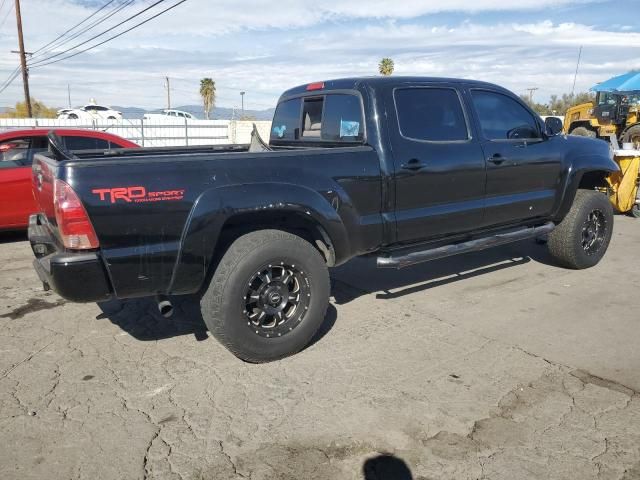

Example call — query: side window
[321,94,363,142]
[270,97,302,141]
[394,88,468,141]
[0,138,31,167]
[471,90,540,140]
[64,136,111,151]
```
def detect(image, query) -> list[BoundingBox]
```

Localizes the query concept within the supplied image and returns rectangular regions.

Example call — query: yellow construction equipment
[564,91,640,144]
[606,149,640,217]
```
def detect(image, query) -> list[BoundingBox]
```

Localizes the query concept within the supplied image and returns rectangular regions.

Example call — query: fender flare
[168,183,350,294]
[553,153,619,222]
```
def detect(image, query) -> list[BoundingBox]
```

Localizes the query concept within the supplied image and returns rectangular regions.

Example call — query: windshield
[597,92,619,106]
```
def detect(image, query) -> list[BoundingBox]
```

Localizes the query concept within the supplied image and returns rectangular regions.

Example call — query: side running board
[377,222,555,269]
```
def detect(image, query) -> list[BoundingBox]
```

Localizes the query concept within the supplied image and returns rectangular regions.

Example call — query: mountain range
[112,105,275,121]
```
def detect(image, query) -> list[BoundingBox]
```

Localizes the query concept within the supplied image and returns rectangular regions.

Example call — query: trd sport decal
[92,186,185,204]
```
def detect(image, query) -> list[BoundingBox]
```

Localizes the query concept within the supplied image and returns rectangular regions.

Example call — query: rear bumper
[28,214,113,303]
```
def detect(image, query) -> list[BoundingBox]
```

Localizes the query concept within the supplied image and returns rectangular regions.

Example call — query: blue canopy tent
[591,71,640,92]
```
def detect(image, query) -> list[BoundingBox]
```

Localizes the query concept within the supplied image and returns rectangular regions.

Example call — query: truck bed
[32,141,384,299]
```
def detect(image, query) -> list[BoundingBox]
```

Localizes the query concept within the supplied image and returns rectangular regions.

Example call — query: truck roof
[279,76,507,99]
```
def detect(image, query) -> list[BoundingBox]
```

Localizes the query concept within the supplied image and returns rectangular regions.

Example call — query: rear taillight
[54,179,99,250]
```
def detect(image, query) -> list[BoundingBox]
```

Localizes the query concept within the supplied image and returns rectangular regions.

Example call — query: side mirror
[544,116,563,136]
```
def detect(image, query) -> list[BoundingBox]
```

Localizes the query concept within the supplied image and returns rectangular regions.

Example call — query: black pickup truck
[29,76,618,362]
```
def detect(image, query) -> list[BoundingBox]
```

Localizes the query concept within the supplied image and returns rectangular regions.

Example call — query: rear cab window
[270,93,364,145]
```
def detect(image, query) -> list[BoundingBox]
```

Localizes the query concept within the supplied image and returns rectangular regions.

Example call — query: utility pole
[164,76,171,109]
[571,46,583,98]
[14,0,32,117]
[526,87,539,103]
[240,91,245,113]
[67,84,71,108]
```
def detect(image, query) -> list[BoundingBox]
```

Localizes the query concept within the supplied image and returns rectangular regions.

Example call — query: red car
[0,128,138,230]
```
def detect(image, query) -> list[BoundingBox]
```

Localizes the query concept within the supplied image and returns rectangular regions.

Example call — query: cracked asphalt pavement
[1,217,639,480]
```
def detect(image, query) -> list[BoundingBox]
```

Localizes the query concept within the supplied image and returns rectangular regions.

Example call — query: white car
[143,109,196,121]
[58,104,122,121]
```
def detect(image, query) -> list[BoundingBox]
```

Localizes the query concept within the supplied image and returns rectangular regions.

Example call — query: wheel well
[621,122,640,136]
[578,170,609,190]
[569,121,596,132]
[217,211,336,266]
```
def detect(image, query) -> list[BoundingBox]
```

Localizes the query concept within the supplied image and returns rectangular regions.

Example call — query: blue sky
[1,0,639,110]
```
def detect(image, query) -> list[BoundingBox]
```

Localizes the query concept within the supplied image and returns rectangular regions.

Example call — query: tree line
[519,92,595,116]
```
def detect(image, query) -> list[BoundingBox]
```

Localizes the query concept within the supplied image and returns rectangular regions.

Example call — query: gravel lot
[1,217,639,480]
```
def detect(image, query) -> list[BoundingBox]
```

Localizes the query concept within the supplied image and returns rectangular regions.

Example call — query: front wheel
[547,190,614,269]
[621,125,640,146]
[570,126,597,138]
[201,229,330,362]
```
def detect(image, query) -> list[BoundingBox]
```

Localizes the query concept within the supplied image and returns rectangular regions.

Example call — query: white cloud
[1,0,638,110]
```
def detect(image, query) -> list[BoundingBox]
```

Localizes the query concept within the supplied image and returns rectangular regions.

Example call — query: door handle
[488,154,506,165]
[400,158,427,171]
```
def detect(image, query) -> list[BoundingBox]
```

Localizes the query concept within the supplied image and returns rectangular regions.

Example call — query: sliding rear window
[270,93,364,144]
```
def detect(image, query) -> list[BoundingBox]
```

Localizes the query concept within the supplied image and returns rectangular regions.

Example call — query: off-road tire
[547,190,613,269]
[200,229,330,363]
[570,126,597,138]
[621,125,640,145]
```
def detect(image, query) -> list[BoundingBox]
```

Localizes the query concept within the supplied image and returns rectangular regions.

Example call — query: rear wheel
[67,113,78,119]
[201,229,330,362]
[570,126,597,138]
[621,125,640,146]
[547,190,613,269]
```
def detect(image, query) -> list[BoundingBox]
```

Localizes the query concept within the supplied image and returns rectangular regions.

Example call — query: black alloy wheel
[243,263,311,338]
[581,209,607,255]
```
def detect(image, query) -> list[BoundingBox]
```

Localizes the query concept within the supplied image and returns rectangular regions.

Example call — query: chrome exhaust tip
[157,297,173,318]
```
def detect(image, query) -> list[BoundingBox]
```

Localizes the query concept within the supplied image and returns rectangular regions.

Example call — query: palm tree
[378,58,395,76]
[200,78,216,119]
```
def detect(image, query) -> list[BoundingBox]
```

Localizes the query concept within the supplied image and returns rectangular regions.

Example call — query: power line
[29,0,136,61]
[29,0,171,68]
[571,45,583,97]
[30,0,117,56]
[0,1,14,31]
[0,66,20,95]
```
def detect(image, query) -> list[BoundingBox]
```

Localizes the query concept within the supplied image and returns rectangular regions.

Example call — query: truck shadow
[362,454,413,480]
[95,240,551,345]
[0,231,28,244]
[96,295,210,342]
[96,294,337,348]
[332,240,557,304]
